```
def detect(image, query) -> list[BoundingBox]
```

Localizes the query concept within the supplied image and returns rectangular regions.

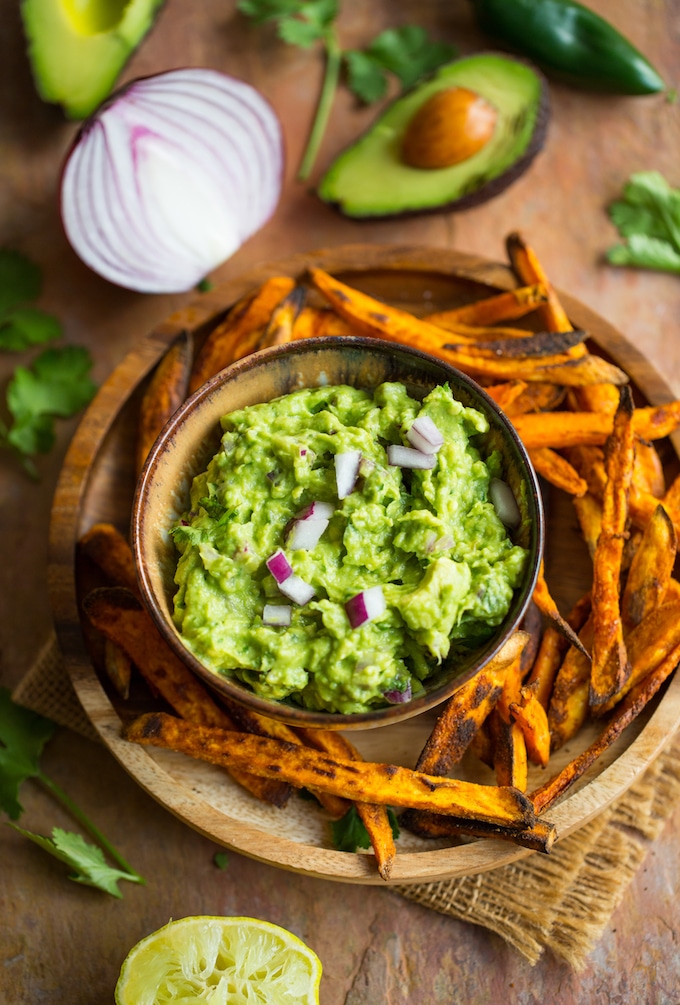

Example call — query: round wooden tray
[48,244,680,885]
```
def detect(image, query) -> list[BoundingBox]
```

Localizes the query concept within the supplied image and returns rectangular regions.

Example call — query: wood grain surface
[2,1,680,1002]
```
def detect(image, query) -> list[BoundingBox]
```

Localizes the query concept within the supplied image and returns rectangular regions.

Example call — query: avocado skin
[21,0,166,120]
[317,53,550,220]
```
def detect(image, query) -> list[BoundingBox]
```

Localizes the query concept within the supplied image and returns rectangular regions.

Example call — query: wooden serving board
[48,244,680,885]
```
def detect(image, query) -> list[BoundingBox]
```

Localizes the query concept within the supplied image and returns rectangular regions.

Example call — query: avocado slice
[318,53,550,218]
[21,0,166,120]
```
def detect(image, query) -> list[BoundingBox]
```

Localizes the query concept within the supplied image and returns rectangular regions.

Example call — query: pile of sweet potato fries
[77,232,680,880]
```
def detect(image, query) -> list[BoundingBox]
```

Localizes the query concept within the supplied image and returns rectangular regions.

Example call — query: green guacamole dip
[172,382,528,714]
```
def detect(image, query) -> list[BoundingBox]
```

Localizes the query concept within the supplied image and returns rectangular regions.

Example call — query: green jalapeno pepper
[471,0,664,94]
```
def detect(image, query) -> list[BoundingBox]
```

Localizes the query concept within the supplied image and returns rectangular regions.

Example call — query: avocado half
[21,0,165,119]
[318,53,550,219]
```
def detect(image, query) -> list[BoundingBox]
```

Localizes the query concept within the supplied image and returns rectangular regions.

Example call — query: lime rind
[115,916,322,1005]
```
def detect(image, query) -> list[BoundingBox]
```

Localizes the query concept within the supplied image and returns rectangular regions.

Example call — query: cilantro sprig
[606,171,680,274]
[331,803,400,853]
[237,0,456,180]
[1,688,144,898]
[0,249,97,478]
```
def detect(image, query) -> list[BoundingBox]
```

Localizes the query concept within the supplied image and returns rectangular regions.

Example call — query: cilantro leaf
[278,0,337,48]
[10,825,141,897]
[0,307,62,351]
[213,851,229,869]
[0,688,56,820]
[361,26,456,93]
[607,171,680,274]
[237,0,304,25]
[344,50,390,104]
[331,804,400,852]
[0,250,42,315]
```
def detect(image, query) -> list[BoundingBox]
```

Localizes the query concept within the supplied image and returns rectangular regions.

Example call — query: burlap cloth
[13,632,680,971]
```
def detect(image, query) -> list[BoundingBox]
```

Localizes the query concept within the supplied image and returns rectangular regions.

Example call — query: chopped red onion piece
[335,451,361,499]
[60,69,283,294]
[383,681,413,704]
[387,444,436,470]
[489,477,521,529]
[263,604,292,627]
[345,585,386,629]
[407,415,444,454]
[278,573,316,605]
[265,549,293,584]
[286,501,334,550]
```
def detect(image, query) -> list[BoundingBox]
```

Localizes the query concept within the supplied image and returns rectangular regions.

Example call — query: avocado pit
[401,87,498,170]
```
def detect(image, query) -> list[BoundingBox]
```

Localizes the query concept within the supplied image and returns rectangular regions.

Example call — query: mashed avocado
[172,382,528,714]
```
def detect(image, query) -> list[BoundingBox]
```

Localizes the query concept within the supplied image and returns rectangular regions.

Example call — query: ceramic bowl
[132,336,544,729]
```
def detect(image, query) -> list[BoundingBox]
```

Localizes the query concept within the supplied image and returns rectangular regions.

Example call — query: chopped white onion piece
[265,549,293,584]
[335,451,361,499]
[286,517,329,551]
[60,69,283,293]
[387,444,436,470]
[489,477,521,529]
[298,501,334,521]
[407,415,444,454]
[278,573,316,606]
[345,585,386,629]
[263,604,292,627]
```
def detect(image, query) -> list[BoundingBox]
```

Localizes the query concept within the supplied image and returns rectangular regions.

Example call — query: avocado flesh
[318,54,548,218]
[21,0,165,119]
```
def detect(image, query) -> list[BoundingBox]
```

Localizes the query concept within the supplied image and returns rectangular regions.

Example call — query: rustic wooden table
[2,2,680,1002]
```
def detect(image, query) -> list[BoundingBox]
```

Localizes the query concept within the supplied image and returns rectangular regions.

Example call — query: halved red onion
[278,573,316,606]
[286,501,334,550]
[383,681,413,704]
[387,444,436,470]
[266,549,293,584]
[263,604,292,627]
[60,69,283,293]
[407,416,444,454]
[489,477,521,529]
[335,451,361,499]
[345,585,386,629]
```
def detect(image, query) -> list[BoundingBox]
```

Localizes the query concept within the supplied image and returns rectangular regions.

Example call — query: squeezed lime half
[114,915,322,1005]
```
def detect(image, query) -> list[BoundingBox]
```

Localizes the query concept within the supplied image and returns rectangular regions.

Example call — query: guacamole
[172,382,528,714]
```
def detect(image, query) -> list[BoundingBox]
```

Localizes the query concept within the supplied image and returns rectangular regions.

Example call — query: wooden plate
[48,244,680,885]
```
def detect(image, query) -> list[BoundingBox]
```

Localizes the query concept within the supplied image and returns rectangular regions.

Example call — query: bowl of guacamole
[133,336,543,729]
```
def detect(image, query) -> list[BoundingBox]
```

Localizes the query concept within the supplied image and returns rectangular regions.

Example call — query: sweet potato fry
[532,637,680,815]
[502,382,567,417]
[599,594,680,712]
[533,564,590,658]
[527,592,591,711]
[296,728,394,879]
[468,720,494,767]
[529,448,587,496]
[491,715,528,791]
[513,403,680,450]
[307,267,627,386]
[509,684,550,768]
[590,387,635,710]
[632,440,666,499]
[484,380,529,411]
[573,493,603,560]
[443,328,587,359]
[548,618,594,751]
[622,504,676,628]
[78,522,139,595]
[291,306,356,340]
[82,587,292,808]
[124,713,537,827]
[103,637,132,701]
[506,232,574,337]
[189,276,296,392]
[568,383,620,415]
[253,285,306,351]
[424,283,548,328]
[399,810,556,853]
[136,330,193,475]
